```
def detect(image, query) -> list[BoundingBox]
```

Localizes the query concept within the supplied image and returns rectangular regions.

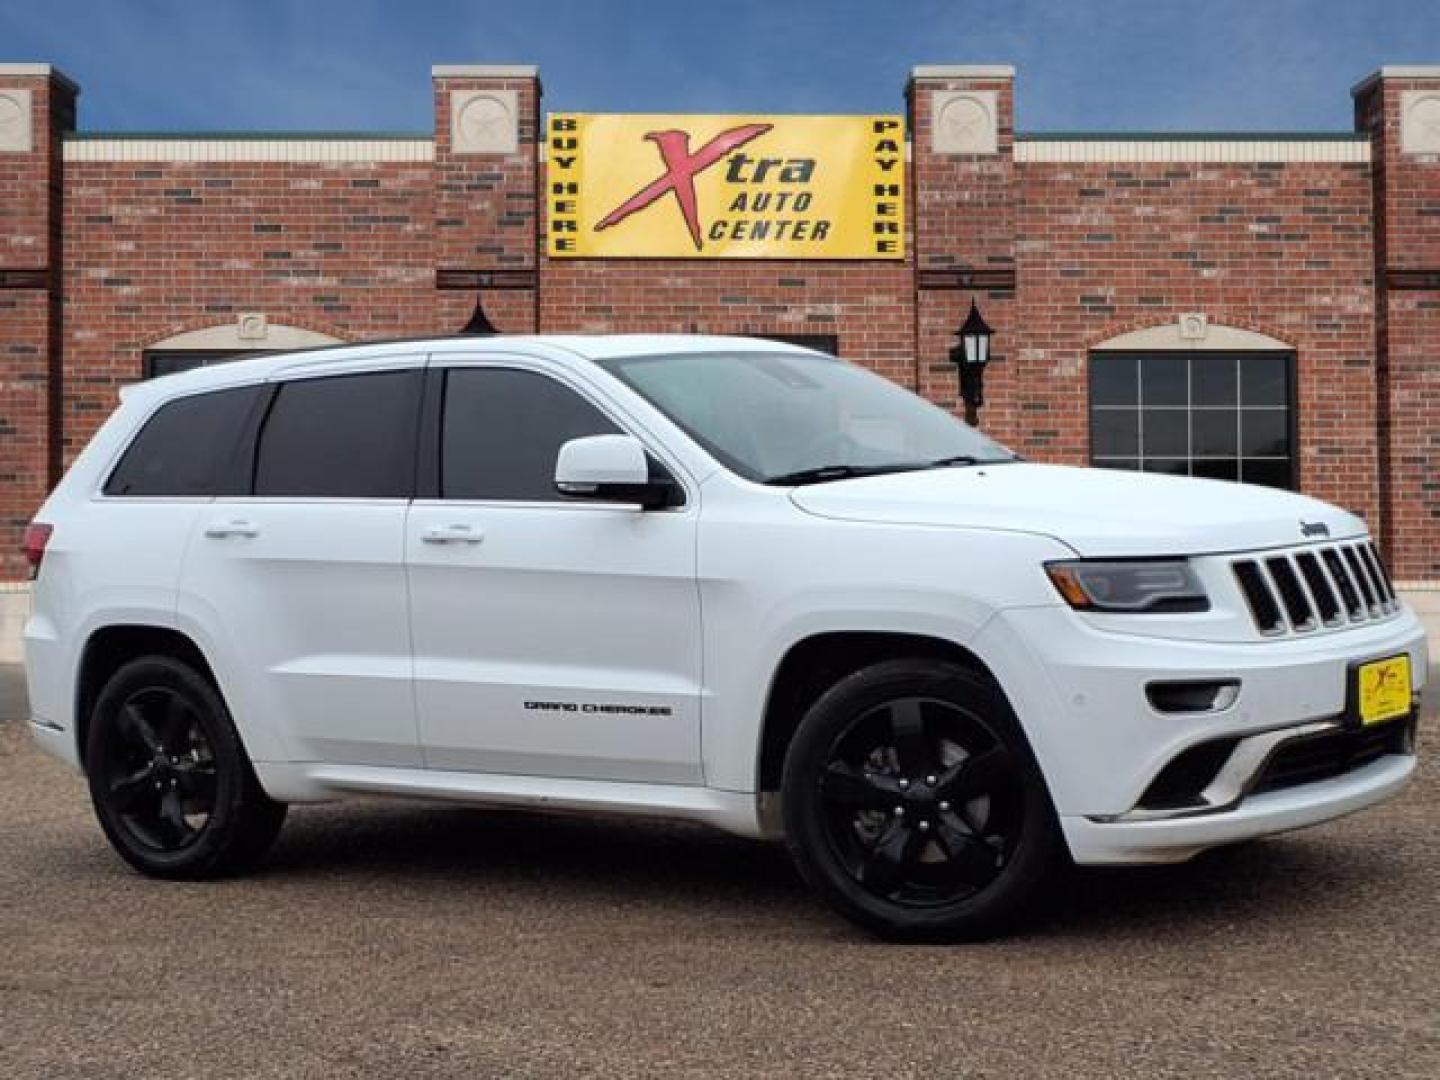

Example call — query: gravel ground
[2,664,1437,1079]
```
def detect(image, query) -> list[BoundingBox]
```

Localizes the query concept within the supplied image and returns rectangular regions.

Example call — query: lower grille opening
[1251,716,1414,795]
[1137,738,1240,811]
[1134,714,1415,814]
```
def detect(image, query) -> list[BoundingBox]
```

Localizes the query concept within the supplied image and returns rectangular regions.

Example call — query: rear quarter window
[104,385,263,497]
[253,370,421,498]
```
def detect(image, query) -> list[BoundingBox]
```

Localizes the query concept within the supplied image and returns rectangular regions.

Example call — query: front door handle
[421,524,485,545]
[204,519,260,540]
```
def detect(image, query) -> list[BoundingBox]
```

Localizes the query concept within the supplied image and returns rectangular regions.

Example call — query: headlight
[1044,559,1209,613]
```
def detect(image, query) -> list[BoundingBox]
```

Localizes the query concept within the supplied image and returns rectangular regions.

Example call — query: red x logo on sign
[595,123,773,251]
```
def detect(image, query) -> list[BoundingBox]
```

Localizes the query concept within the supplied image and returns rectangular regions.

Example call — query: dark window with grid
[1089,351,1295,490]
[142,349,271,379]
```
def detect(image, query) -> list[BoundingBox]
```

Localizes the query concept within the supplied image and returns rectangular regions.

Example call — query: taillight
[22,522,52,578]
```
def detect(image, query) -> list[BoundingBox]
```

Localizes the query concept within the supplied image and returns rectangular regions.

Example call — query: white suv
[22,335,1426,939]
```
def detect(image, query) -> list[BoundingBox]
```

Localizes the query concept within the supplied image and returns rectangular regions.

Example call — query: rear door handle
[421,524,484,545]
[204,519,260,540]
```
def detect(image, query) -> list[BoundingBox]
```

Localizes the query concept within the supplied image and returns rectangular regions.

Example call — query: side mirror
[554,434,679,510]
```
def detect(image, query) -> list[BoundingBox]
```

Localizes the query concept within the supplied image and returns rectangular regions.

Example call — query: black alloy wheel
[87,656,287,879]
[94,685,219,852]
[783,659,1061,940]
[818,695,1020,906]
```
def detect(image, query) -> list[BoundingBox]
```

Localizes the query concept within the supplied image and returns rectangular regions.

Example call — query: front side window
[441,368,621,501]
[253,370,421,498]
[595,351,1014,483]
[1090,352,1295,489]
[105,385,263,497]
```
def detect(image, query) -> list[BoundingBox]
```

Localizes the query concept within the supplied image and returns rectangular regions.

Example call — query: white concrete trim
[1094,322,1293,352]
[932,91,998,154]
[1352,66,1440,96]
[62,138,434,163]
[0,88,33,152]
[1015,139,1370,163]
[0,63,78,92]
[911,65,1015,80]
[450,88,519,154]
[432,64,538,79]
[148,322,343,351]
[1401,90,1440,154]
[0,586,29,665]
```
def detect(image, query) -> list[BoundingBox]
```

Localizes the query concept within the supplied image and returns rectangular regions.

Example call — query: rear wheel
[86,656,286,879]
[782,659,1061,940]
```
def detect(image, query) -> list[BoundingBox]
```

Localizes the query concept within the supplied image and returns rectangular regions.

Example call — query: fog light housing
[1146,679,1241,715]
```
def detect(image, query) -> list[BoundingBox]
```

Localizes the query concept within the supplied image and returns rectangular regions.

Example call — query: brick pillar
[907,65,1019,437]
[431,64,541,335]
[1355,66,1440,581]
[0,64,75,580]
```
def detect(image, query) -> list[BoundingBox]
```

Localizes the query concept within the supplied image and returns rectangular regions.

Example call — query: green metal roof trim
[65,131,432,141]
[1018,131,1369,142]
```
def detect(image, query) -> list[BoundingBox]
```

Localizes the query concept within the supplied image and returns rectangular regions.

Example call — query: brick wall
[2,61,1438,583]
[431,69,540,333]
[538,258,915,386]
[60,156,438,458]
[1010,156,1378,524]
[910,70,1018,419]
[0,68,73,581]
[1357,71,1440,580]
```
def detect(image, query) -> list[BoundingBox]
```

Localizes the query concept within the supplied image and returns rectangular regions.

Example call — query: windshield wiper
[762,464,924,487]
[765,454,1020,486]
[927,453,1023,468]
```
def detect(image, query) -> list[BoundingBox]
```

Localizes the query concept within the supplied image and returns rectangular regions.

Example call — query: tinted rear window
[254,370,421,498]
[105,385,262,497]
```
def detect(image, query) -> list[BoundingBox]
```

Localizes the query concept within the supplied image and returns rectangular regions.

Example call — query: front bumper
[1062,752,1415,864]
[974,603,1427,865]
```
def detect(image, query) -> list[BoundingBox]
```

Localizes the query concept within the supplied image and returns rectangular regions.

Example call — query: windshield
[595,350,1016,483]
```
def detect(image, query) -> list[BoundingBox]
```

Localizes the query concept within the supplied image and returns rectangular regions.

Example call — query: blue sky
[3,0,1437,133]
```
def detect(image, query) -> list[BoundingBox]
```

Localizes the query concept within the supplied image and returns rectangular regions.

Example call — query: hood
[789,463,1366,557]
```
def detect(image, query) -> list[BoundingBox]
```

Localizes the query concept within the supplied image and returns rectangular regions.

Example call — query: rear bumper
[1062,751,1415,865]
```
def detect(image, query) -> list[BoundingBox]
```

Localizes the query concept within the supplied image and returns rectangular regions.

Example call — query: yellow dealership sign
[547,113,905,259]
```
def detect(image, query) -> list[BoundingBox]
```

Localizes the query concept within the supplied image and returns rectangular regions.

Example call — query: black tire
[85,655,287,879]
[782,658,1061,941]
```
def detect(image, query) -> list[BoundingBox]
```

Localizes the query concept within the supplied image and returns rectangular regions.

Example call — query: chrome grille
[1232,541,1398,636]
[1321,547,1363,618]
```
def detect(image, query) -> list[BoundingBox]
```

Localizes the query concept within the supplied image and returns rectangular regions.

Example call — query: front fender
[695,514,1073,793]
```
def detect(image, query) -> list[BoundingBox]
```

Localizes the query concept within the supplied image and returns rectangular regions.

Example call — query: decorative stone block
[0,88,33,152]
[931,90,998,155]
[237,312,268,341]
[1400,90,1440,155]
[450,88,519,155]
[1178,313,1209,340]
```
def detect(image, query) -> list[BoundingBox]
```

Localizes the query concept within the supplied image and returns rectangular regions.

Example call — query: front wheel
[782,659,1061,940]
[86,656,287,879]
